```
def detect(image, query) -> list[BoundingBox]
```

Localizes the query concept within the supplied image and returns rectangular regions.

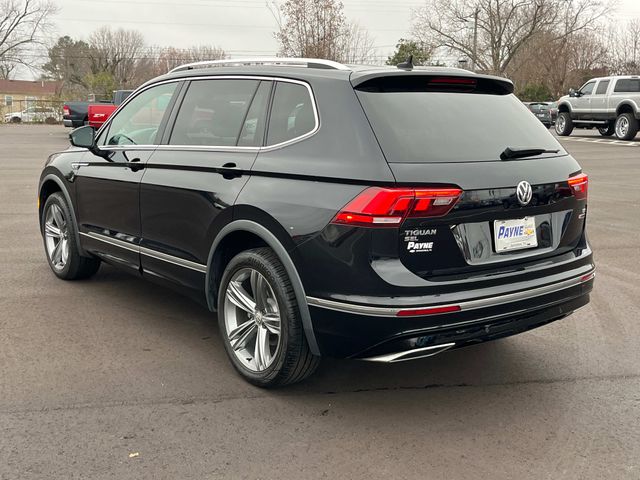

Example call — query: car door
[75,81,180,272]
[139,77,272,293]
[590,79,610,120]
[573,80,596,119]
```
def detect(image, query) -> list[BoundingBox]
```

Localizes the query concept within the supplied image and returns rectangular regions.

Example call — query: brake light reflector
[396,305,461,317]
[568,173,588,200]
[332,187,462,227]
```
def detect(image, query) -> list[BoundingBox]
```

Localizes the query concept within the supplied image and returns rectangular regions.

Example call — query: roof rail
[168,57,351,74]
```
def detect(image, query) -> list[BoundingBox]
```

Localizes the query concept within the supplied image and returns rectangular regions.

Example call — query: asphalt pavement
[1,125,638,479]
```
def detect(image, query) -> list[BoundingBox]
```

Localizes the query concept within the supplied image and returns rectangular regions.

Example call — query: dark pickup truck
[63,90,132,128]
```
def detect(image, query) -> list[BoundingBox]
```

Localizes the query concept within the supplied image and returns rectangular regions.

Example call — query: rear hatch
[352,72,588,280]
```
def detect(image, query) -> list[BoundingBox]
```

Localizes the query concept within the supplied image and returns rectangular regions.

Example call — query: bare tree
[274,0,348,60]
[412,0,608,76]
[147,45,226,76]
[0,0,56,75]
[87,26,146,89]
[338,22,376,64]
[607,20,640,75]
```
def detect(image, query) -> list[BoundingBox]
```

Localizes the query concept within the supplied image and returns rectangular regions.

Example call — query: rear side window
[238,81,272,147]
[356,76,562,163]
[170,79,260,146]
[266,82,316,146]
[614,79,640,93]
[595,80,610,95]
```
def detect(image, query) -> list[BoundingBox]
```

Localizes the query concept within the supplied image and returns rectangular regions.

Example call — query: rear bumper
[307,270,594,358]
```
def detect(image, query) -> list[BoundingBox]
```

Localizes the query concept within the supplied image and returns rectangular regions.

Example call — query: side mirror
[569,88,581,98]
[69,125,96,149]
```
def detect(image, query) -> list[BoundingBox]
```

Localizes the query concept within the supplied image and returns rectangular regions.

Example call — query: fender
[557,100,573,113]
[38,172,89,257]
[206,219,321,356]
[616,100,640,116]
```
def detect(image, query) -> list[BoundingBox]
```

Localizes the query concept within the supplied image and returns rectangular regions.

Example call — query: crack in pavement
[2,372,639,416]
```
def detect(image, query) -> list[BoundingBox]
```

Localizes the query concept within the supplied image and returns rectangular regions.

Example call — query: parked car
[525,101,554,127]
[555,75,640,140]
[38,58,594,387]
[63,90,133,128]
[4,106,61,124]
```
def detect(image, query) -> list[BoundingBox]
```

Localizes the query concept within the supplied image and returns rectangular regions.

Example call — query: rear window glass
[614,79,640,93]
[356,83,562,163]
[266,82,316,146]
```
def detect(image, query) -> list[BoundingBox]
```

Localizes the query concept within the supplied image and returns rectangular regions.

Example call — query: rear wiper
[500,147,560,160]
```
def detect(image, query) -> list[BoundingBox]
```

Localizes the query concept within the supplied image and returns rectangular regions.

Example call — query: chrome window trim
[97,75,320,153]
[306,270,595,318]
[80,232,207,273]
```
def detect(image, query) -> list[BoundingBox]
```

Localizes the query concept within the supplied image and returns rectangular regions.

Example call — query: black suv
[38,58,594,387]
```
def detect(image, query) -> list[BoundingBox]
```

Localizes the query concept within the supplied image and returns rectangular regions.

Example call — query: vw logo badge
[516,181,533,206]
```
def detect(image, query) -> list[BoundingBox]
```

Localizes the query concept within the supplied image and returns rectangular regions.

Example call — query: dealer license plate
[494,217,538,252]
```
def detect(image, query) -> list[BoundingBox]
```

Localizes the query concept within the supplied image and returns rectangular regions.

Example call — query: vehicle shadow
[85,264,560,396]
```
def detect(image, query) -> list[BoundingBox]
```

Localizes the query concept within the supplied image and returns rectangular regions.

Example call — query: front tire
[217,247,319,387]
[41,193,101,280]
[614,113,639,140]
[555,112,573,136]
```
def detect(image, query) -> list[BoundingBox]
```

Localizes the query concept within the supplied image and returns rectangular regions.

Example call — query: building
[0,79,62,116]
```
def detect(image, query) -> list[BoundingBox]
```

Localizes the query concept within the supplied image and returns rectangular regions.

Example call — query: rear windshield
[356,84,562,163]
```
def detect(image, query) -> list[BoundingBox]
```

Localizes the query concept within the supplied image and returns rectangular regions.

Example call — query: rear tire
[555,112,573,136]
[598,123,615,136]
[217,247,319,387]
[614,113,639,140]
[41,193,101,280]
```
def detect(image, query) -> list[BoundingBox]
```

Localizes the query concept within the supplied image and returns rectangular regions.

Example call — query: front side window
[614,79,640,93]
[266,82,316,146]
[579,82,596,96]
[169,79,260,147]
[595,80,610,95]
[104,82,177,146]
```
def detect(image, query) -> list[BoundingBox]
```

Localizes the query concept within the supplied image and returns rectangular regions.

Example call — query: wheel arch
[616,101,638,116]
[38,173,87,256]
[557,102,572,114]
[206,219,321,356]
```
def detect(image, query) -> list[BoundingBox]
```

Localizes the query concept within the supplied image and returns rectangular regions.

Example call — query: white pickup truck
[555,75,640,140]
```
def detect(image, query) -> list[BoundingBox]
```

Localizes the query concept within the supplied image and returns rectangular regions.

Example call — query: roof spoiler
[351,70,514,95]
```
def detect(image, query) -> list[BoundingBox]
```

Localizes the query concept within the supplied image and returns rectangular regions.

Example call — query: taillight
[568,173,588,200]
[63,106,70,116]
[332,187,462,227]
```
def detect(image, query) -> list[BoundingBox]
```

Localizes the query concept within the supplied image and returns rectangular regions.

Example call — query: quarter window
[595,80,610,95]
[104,82,177,146]
[266,82,316,146]
[169,79,260,146]
[614,79,640,93]
[579,81,596,96]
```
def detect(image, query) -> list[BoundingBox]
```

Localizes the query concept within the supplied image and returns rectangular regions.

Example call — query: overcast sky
[17,0,640,78]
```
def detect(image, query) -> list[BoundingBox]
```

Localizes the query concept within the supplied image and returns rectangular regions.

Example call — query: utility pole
[471,7,479,72]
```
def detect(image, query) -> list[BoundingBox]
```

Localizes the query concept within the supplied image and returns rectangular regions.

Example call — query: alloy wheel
[616,116,629,138]
[556,116,565,133]
[223,268,282,372]
[44,203,69,271]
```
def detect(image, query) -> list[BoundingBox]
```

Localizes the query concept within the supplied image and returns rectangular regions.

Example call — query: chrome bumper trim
[362,343,456,363]
[306,270,595,317]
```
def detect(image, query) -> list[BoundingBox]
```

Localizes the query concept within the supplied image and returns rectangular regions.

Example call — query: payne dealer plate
[494,217,538,252]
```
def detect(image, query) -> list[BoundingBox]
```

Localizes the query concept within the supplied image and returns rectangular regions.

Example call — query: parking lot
[1,125,638,479]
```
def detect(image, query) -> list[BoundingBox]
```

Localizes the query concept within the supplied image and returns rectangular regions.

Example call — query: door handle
[71,162,89,170]
[220,162,242,179]
[222,162,236,168]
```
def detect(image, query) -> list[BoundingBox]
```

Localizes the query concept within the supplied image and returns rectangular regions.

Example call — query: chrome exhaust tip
[362,342,456,363]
